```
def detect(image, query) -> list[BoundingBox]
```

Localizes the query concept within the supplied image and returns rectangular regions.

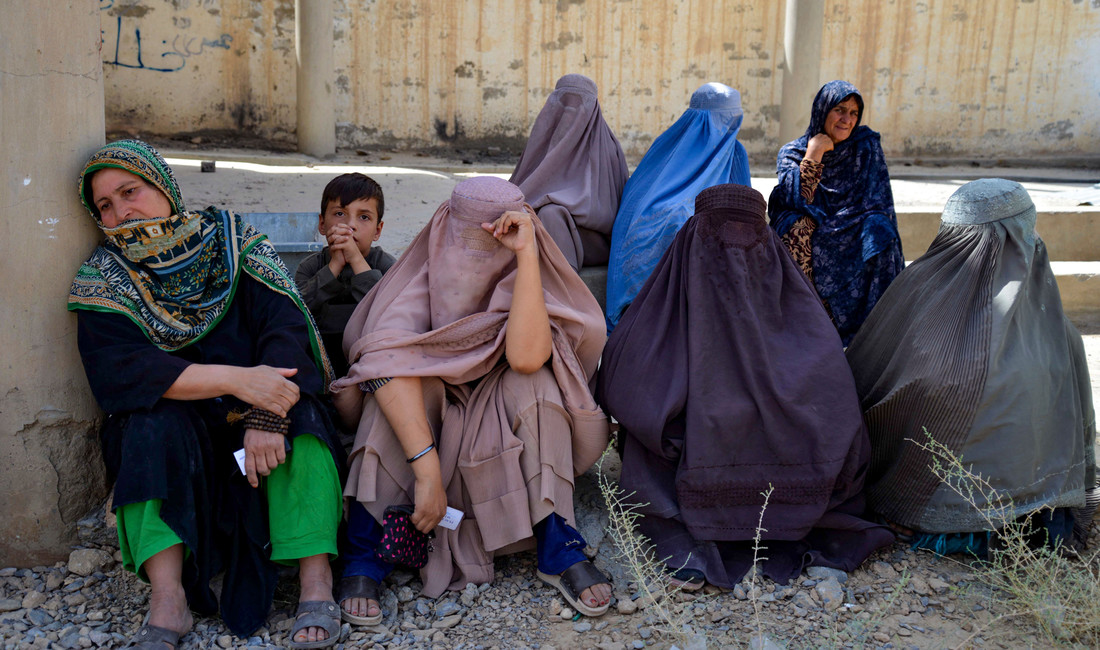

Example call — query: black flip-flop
[537,560,611,617]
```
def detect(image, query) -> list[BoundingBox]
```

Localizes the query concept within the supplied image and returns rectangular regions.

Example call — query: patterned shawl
[605,82,752,330]
[767,81,902,343]
[67,139,332,383]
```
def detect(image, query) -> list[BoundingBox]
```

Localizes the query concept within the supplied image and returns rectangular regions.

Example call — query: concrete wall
[102,0,1100,160]
[1,1,107,565]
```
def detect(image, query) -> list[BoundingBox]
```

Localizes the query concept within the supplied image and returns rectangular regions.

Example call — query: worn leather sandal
[125,623,182,648]
[537,560,611,617]
[335,574,384,626]
[287,600,341,649]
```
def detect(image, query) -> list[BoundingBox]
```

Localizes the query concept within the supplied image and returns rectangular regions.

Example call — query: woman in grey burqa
[509,73,628,270]
[597,183,893,590]
[846,179,1097,555]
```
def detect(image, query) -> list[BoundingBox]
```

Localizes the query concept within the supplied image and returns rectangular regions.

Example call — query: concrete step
[897,208,1100,262]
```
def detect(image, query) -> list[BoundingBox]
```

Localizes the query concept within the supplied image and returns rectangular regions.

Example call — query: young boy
[296,173,396,378]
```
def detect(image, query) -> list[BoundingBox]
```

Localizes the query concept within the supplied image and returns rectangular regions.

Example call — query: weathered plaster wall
[101,0,297,140]
[1,0,107,566]
[103,0,1100,160]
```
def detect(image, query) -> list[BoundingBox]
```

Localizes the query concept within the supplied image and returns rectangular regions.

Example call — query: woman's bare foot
[295,554,335,645]
[142,545,193,647]
[341,596,381,621]
[579,582,612,609]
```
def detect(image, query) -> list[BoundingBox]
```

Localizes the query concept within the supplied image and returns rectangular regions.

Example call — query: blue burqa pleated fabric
[768,80,903,345]
[604,82,751,330]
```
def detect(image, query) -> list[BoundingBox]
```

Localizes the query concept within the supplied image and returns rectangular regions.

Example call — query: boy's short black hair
[321,173,385,222]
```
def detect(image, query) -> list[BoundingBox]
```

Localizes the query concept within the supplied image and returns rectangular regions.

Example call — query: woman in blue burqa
[604,82,750,331]
[768,80,903,345]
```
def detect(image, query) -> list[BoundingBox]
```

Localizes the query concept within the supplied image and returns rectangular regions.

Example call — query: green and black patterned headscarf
[68,140,332,383]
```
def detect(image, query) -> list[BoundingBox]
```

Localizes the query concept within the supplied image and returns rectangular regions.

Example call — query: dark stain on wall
[483,87,507,100]
[455,61,476,78]
[1039,120,1075,140]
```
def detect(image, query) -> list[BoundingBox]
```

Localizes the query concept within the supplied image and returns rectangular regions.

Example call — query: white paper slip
[233,448,247,475]
[438,507,464,530]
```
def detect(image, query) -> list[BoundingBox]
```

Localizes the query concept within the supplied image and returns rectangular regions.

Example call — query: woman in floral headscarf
[768,80,903,345]
[69,140,345,648]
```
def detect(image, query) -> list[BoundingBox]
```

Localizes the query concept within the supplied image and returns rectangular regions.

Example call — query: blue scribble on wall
[102,15,232,73]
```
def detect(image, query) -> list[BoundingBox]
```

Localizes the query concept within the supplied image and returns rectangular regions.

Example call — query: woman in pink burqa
[331,177,612,625]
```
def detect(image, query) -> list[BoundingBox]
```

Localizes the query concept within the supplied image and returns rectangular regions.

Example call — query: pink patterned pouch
[377,505,434,568]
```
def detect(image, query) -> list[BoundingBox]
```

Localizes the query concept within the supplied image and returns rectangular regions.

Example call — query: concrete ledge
[898,208,1100,262]
[573,262,1100,321]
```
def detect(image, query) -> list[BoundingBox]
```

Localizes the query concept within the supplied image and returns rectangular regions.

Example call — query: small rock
[0,598,21,612]
[548,599,562,616]
[88,631,112,646]
[806,566,848,584]
[639,627,652,639]
[896,626,912,637]
[0,568,16,577]
[733,584,747,600]
[431,613,462,629]
[616,598,637,615]
[559,607,574,620]
[573,622,592,633]
[434,601,461,618]
[748,633,784,650]
[66,550,112,577]
[22,590,47,610]
[415,600,431,616]
[396,586,415,603]
[632,642,645,650]
[814,577,845,611]
[872,561,898,580]
[217,634,233,648]
[908,576,930,596]
[928,577,951,593]
[27,607,54,626]
[873,632,890,643]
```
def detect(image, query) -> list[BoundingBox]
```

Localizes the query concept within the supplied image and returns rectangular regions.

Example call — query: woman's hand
[232,366,301,417]
[243,427,287,488]
[805,133,834,162]
[482,210,537,259]
[410,461,448,534]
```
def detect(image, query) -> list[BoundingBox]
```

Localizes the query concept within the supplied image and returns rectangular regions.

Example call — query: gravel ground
[2,450,1096,650]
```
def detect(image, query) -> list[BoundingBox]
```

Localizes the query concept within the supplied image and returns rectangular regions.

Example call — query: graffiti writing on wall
[101,13,232,73]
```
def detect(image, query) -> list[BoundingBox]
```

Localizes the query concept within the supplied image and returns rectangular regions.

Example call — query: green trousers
[115,433,341,580]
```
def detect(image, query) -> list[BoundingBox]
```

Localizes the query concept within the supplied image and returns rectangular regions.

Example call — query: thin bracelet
[406,443,435,464]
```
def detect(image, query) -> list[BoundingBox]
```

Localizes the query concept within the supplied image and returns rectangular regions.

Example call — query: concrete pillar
[295,0,336,157]
[0,0,107,565]
[778,0,826,144]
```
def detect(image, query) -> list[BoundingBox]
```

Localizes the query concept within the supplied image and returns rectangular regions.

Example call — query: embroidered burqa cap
[846,179,1095,532]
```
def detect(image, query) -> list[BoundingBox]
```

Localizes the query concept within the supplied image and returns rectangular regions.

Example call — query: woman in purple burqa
[509,74,628,270]
[597,183,893,588]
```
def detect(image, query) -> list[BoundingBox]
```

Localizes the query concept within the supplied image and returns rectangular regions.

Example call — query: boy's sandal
[287,600,341,649]
[537,560,611,617]
[335,574,384,626]
[667,567,706,592]
[125,624,182,649]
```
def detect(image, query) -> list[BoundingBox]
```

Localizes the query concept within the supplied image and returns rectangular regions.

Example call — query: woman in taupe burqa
[332,177,613,624]
[846,179,1097,555]
[509,73,628,270]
